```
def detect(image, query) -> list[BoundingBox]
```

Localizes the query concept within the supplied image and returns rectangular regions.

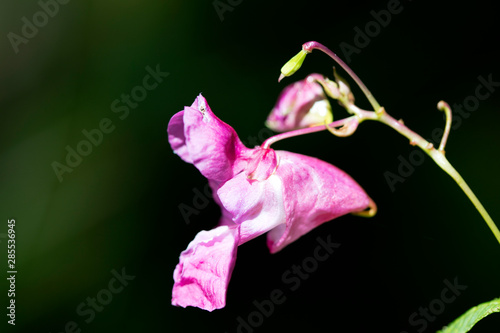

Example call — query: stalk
[273,42,500,244]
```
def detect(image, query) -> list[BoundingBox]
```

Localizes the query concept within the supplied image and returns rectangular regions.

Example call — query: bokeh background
[1,0,499,332]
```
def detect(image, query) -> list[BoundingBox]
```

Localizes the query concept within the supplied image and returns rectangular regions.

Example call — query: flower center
[245,148,279,181]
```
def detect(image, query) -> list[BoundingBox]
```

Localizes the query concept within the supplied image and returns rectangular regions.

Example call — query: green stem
[278,41,500,244]
[265,108,500,244]
[302,41,381,111]
[351,105,500,245]
[261,117,355,149]
[432,153,500,244]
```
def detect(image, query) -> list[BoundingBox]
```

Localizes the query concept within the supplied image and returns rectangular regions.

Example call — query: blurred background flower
[266,74,334,132]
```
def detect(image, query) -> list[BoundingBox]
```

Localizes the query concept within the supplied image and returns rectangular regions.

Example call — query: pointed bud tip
[280,50,308,80]
[278,73,285,82]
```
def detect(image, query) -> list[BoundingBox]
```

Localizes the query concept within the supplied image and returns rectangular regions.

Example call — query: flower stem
[263,105,500,244]
[302,41,500,243]
[302,41,381,111]
[261,117,356,149]
[347,104,500,244]
[437,101,452,152]
[367,107,500,244]
[376,110,500,244]
[430,151,500,244]
[274,41,499,244]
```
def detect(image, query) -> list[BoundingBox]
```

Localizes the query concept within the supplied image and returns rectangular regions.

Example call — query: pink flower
[168,94,374,311]
[266,74,334,132]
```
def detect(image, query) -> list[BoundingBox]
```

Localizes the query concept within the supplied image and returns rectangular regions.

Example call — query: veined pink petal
[245,148,279,181]
[217,173,285,245]
[169,95,375,311]
[168,94,250,183]
[172,226,240,311]
[266,151,371,253]
[208,180,235,228]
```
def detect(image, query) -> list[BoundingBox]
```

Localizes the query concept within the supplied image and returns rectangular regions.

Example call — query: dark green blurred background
[1,0,499,332]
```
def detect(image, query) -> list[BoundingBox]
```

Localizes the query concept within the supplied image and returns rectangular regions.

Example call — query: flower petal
[266,74,332,132]
[217,173,285,245]
[267,151,372,253]
[172,225,240,311]
[245,148,278,181]
[167,111,192,163]
[168,94,250,183]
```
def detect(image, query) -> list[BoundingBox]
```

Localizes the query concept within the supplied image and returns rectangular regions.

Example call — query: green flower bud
[279,50,308,82]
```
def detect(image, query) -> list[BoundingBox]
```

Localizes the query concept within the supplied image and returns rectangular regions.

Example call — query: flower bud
[266,74,333,132]
[333,67,355,104]
[279,50,308,82]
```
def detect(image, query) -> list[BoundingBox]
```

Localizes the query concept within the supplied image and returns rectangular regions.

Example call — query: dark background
[1,0,499,332]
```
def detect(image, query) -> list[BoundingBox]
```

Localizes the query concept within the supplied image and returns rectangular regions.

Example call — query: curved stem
[356,106,500,245]
[437,101,452,152]
[431,152,500,244]
[302,41,381,111]
[261,117,356,149]
[324,116,359,137]
[263,105,500,245]
[273,40,498,243]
